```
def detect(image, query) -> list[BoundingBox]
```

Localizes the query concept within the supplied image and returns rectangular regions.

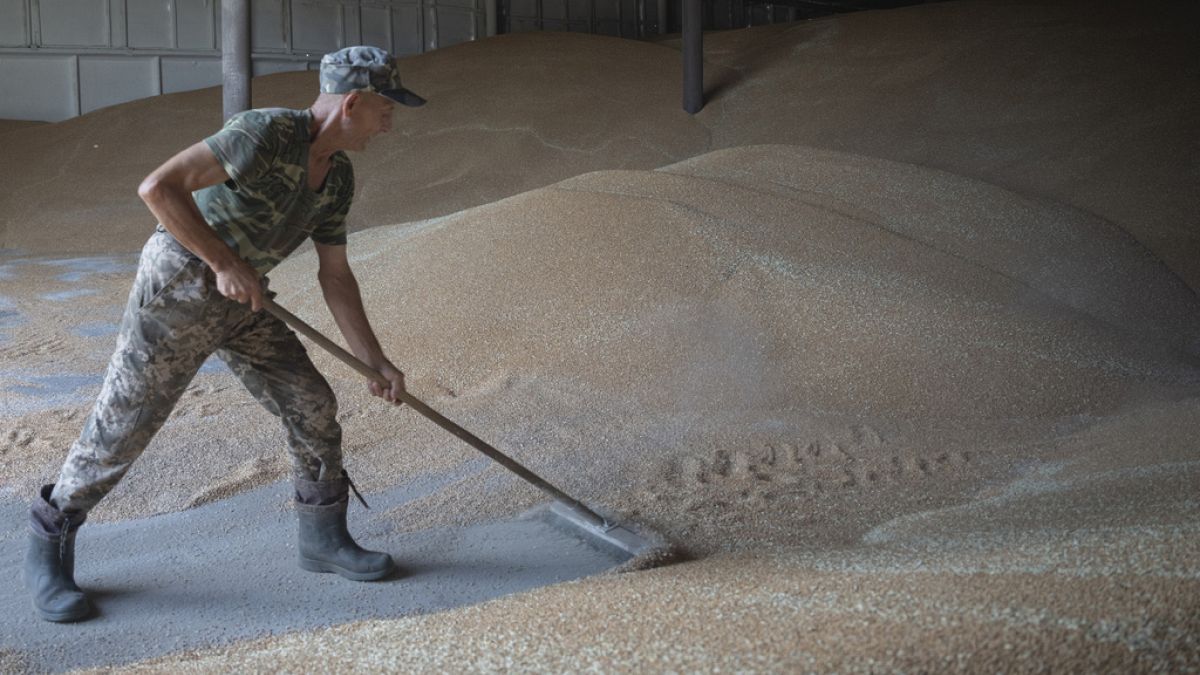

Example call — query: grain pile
[2,0,1198,671]
[3,1,1196,292]
[0,119,46,135]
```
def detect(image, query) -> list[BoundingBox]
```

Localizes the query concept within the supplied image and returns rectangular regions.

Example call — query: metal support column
[682,0,703,113]
[222,0,251,121]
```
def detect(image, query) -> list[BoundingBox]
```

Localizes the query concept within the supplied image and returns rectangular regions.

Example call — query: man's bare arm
[137,141,264,310]
[315,242,406,405]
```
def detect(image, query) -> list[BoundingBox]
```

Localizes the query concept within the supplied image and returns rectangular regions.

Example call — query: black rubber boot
[295,474,395,581]
[25,485,92,622]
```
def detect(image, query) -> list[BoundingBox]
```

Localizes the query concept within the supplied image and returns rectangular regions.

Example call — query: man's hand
[369,361,406,406]
[214,258,264,311]
[315,243,402,404]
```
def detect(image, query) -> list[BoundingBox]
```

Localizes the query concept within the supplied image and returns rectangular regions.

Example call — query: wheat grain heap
[1,0,1197,671]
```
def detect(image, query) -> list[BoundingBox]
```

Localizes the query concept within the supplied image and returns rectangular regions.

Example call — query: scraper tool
[263,297,669,562]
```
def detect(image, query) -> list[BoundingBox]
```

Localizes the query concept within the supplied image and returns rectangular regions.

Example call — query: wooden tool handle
[261,297,609,529]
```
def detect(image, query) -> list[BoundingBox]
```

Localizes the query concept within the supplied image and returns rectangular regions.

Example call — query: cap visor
[381,88,426,107]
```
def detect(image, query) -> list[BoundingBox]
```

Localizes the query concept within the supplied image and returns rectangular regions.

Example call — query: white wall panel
[620,0,636,33]
[424,4,436,49]
[292,0,342,52]
[38,0,108,47]
[509,17,537,31]
[391,4,422,55]
[110,0,128,47]
[0,0,488,121]
[360,5,392,50]
[251,58,308,77]
[510,0,538,17]
[507,0,661,35]
[0,54,77,121]
[542,0,564,20]
[161,56,221,93]
[567,0,589,20]
[341,3,362,45]
[0,0,28,47]
[177,0,217,49]
[79,56,158,113]
[251,0,289,51]
[595,0,618,20]
[437,9,475,45]
[126,0,174,49]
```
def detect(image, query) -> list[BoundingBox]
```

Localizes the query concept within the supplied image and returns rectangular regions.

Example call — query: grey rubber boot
[25,485,92,622]
[294,473,395,581]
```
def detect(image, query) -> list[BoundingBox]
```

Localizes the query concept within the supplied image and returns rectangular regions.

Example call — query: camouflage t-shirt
[195,107,353,275]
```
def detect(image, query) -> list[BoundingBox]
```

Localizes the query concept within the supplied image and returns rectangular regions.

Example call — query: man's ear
[341,91,361,117]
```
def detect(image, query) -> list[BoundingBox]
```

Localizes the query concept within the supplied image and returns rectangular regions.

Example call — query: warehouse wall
[501,0,803,46]
[0,0,489,121]
[505,0,658,37]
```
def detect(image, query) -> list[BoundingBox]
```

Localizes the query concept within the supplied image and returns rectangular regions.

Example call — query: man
[24,46,424,622]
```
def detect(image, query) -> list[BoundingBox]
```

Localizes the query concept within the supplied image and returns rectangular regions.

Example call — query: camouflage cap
[319,46,426,107]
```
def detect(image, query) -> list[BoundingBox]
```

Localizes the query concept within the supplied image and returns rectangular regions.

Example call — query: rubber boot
[25,485,92,622]
[294,474,395,581]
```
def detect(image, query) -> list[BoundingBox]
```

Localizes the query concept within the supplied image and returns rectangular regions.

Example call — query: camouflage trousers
[49,229,343,514]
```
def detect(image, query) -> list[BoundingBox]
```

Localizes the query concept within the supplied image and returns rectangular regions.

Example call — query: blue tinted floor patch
[70,322,119,338]
[0,474,625,672]
[40,289,100,302]
[0,309,22,329]
[40,257,137,283]
[2,373,104,413]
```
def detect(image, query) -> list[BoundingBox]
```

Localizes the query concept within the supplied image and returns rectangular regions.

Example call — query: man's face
[344,92,395,151]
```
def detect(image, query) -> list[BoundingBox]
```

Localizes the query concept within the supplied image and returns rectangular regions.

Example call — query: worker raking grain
[23,46,426,623]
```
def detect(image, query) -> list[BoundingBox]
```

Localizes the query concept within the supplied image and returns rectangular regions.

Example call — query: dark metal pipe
[682,0,703,113]
[222,0,251,121]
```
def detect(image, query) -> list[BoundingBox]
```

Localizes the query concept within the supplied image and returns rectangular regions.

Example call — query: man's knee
[282,382,341,447]
[298,380,339,428]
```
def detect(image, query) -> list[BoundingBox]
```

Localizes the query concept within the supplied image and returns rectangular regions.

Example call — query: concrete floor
[0,466,625,672]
